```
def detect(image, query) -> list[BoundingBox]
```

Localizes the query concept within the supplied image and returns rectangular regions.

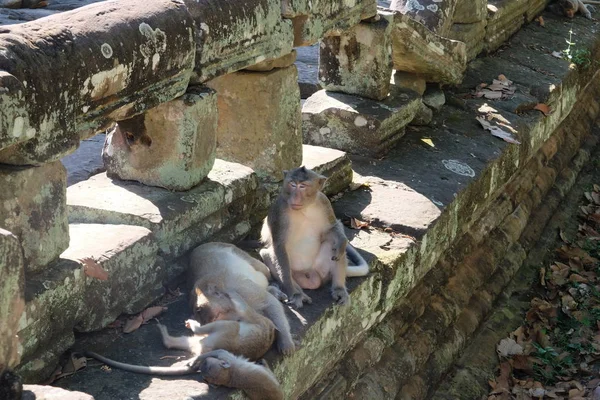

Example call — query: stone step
[17,223,163,382]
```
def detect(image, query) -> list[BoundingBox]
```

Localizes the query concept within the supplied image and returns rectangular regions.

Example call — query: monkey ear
[220,360,231,369]
[282,169,289,177]
[318,175,327,189]
[195,286,203,296]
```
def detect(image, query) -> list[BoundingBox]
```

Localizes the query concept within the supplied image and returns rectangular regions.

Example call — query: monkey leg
[266,284,288,302]
[157,324,201,352]
[186,319,238,336]
[261,293,295,355]
[261,247,312,308]
[329,247,350,306]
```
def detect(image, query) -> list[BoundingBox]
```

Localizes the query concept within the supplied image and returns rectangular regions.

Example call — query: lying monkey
[189,242,295,355]
[85,349,283,400]
[549,0,596,19]
[260,166,369,308]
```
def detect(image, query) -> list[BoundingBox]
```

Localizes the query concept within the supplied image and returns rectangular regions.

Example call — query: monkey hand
[331,287,350,306]
[288,290,312,308]
[185,319,202,333]
[267,285,288,303]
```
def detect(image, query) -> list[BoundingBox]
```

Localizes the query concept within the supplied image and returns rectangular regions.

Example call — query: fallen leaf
[123,314,144,333]
[534,103,551,116]
[537,16,545,26]
[476,117,521,144]
[497,338,524,357]
[350,217,370,230]
[141,306,167,322]
[552,51,564,59]
[540,267,547,287]
[421,138,435,147]
[106,320,122,329]
[79,257,109,281]
[53,353,87,382]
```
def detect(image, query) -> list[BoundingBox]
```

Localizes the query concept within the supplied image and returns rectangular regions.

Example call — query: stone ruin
[1,0,600,398]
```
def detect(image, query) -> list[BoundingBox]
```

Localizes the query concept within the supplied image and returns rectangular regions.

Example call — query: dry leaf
[141,306,167,322]
[537,16,545,26]
[79,257,109,281]
[497,338,524,357]
[534,103,551,116]
[350,217,369,230]
[476,117,521,144]
[123,314,144,333]
[552,51,564,59]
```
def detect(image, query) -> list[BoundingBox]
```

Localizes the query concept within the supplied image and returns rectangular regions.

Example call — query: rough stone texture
[61,134,106,187]
[302,144,353,196]
[0,8,59,25]
[390,11,467,84]
[525,0,548,22]
[484,0,528,53]
[0,161,68,273]
[302,87,421,156]
[183,0,294,83]
[392,70,426,95]
[0,0,196,164]
[245,50,297,72]
[423,87,446,111]
[410,101,433,126]
[22,385,95,400]
[17,223,163,382]
[0,229,24,371]
[319,12,393,101]
[452,0,487,23]
[447,20,487,61]
[282,0,377,46]
[207,67,302,181]
[296,44,322,98]
[67,160,258,260]
[102,87,217,191]
[389,0,459,35]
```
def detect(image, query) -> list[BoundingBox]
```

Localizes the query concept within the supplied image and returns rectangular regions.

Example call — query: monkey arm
[84,351,196,376]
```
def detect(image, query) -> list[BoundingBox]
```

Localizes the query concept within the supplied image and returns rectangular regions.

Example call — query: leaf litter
[488,185,600,399]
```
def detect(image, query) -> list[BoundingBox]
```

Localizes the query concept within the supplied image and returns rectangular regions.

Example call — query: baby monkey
[549,0,596,19]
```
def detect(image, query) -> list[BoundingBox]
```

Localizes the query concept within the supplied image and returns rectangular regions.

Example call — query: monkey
[188,242,295,355]
[321,220,348,263]
[259,166,369,308]
[85,349,283,400]
[549,0,596,19]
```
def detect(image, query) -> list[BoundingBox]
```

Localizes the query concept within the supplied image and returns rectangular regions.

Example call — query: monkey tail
[84,351,195,376]
[345,244,369,277]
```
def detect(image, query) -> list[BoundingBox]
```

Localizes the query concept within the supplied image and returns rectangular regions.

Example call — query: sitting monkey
[260,166,369,308]
[549,0,596,19]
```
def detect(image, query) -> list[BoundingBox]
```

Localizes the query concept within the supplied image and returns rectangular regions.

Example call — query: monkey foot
[331,287,350,306]
[289,292,312,308]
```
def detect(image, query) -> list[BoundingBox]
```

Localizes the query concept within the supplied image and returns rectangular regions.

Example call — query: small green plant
[532,343,575,384]
[562,29,592,68]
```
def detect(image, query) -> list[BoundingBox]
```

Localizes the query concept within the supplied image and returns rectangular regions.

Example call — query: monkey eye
[298,183,306,189]
[289,182,297,188]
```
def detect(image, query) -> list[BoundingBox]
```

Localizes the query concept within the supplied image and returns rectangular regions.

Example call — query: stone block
[423,87,446,111]
[525,0,547,22]
[392,71,426,96]
[484,0,527,53]
[302,88,420,156]
[448,21,487,61]
[296,44,322,99]
[0,0,196,164]
[0,162,69,273]
[22,385,95,400]
[0,229,25,371]
[390,12,467,84]
[17,223,162,382]
[282,0,377,46]
[302,144,353,196]
[183,0,294,83]
[102,87,217,191]
[207,67,302,181]
[452,0,487,23]
[245,50,297,72]
[389,0,460,35]
[319,12,393,101]
[67,160,258,259]
[410,101,433,126]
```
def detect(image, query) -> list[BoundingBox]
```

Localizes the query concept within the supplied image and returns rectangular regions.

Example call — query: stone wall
[2,0,597,399]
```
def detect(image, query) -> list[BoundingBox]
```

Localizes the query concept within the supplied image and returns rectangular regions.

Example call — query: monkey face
[281,166,327,210]
[560,0,577,17]
[200,357,232,385]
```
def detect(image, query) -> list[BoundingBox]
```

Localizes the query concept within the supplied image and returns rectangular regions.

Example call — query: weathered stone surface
[0,8,58,25]
[410,101,433,126]
[389,0,459,35]
[390,12,467,84]
[319,11,393,101]
[183,0,294,83]
[423,87,446,111]
[302,88,420,156]
[0,0,196,164]
[0,162,68,273]
[282,0,378,46]
[484,0,528,53]
[0,229,24,371]
[392,70,426,95]
[23,385,94,400]
[0,0,21,8]
[207,67,302,181]
[67,160,258,259]
[17,223,162,382]
[525,0,547,22]
[296,44,322,98]
[302,144,353,195]
[452,0,487,23]
[102,87,217,191]
[447,20,487,61]
[245,50,297,72]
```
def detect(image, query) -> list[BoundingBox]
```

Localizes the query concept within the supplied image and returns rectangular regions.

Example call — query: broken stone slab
[0,0,196,165]
[245,50,297,72]
[389,0,459,36]
[484,0,528,53]
[23,385,95,400]
[389,11,467,85]
[207,66,302,182]
[296,44,322,98]
[67,160,258,260]
[302,144,353,196]
[448,20,487,61]
[302,88,421,157]
[102,87,217,191]
[319,11,393,101]
[183,0,294,83]
[0,229,25,371]
[17,223,163,382]
[282,0,378,46]
[0,161,69,273]
[391,71,426,95]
